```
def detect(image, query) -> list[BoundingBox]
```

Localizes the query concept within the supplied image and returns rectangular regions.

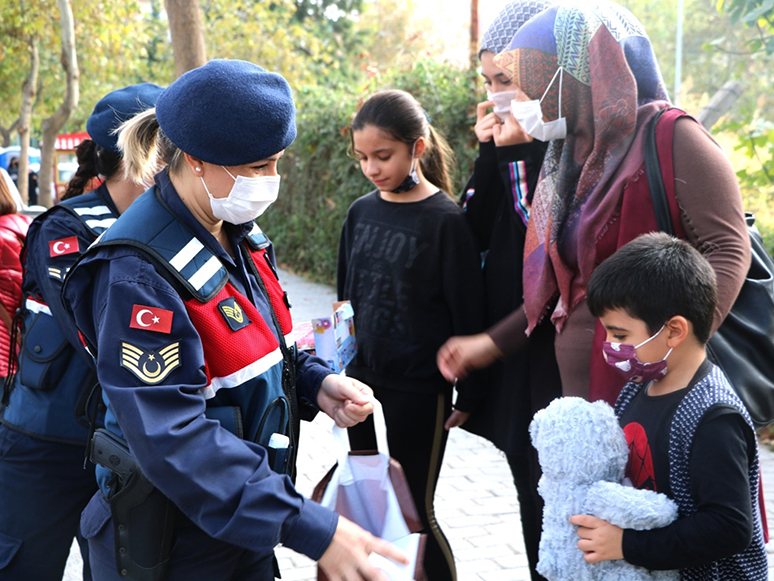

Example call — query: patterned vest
[616,366,768,580]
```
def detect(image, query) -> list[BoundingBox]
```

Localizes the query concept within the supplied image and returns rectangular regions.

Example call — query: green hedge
[263,58,479,284]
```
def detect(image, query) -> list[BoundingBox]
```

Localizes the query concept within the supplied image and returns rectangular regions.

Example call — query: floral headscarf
[495,1,669,332]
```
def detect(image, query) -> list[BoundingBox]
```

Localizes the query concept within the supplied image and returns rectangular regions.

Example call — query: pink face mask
[603,324,672,385]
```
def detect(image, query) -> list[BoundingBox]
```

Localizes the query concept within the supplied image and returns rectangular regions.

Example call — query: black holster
[110,471,177,581]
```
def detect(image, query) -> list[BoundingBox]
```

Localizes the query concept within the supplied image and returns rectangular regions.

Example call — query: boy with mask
[571,232,767,579]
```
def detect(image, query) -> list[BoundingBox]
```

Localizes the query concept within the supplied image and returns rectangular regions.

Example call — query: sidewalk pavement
[64,268,774,580]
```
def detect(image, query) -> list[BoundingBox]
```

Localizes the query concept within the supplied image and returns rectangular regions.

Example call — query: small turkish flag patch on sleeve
[129,304,174,334]
[49,236,80,257]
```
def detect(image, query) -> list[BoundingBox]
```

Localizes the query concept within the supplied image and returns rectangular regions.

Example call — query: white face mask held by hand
[486,89,519,121]
[201,167,281,224]
[510,67,567,141]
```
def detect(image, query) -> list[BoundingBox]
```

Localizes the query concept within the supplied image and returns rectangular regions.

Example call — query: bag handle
[331,397,390,459]
[645,107,674,235]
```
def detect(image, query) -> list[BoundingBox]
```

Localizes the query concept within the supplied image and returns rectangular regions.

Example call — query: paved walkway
[64,268,774,580]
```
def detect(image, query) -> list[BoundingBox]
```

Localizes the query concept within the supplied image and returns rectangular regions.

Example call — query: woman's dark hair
[351,90,456,196]
[61,139,122,201]
[0,174,17,216]
[586,232,717,344]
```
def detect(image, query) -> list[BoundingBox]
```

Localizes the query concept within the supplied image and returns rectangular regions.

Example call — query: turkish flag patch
[129,304,174,334]
[49,236,80,257]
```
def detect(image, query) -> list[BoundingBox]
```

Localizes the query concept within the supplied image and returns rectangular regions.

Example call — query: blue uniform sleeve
[295,350,333,412]
[65,249,338,559]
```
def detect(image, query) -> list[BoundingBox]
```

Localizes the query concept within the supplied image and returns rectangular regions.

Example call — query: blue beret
[155,59,297,166]
[87,83,164,154]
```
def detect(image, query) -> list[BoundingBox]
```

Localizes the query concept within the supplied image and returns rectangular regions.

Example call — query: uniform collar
[153,168,253,267]
[94,181,121,217]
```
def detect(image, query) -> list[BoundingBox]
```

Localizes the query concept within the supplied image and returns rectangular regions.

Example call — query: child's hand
[569,514,624,563]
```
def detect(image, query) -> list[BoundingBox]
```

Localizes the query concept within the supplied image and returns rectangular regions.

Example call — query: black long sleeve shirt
[337,190,488,411]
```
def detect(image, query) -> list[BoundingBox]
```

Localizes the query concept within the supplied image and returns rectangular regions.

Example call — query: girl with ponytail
[338,89,488,581]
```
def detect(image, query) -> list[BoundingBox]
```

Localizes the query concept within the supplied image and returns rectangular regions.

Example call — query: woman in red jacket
[0,176,31,382]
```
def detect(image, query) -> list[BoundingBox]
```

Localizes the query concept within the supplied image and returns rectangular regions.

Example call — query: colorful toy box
[292,301,357,373]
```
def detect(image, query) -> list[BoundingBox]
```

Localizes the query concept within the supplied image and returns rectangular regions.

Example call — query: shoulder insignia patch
[49,236,80,257]
[47,266,68,281]
[120,341,180,384]
[218,297,251,332]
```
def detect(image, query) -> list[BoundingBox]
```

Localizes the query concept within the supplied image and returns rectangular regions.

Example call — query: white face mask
[201,167,281,224]
[486,89,519,121]
[510,67,567,141]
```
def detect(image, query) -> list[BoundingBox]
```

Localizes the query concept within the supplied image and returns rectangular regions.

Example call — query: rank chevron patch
[120,341,181,384]
[218,297,252,332]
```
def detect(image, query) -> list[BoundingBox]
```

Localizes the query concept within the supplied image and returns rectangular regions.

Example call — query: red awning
[55,132,90,150]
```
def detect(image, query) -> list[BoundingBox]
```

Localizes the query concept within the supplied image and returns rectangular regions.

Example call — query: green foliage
[718,0,774,53]
[263,58,479,284]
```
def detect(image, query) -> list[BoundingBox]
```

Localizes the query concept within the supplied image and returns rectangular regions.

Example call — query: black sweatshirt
[336,190,487,411]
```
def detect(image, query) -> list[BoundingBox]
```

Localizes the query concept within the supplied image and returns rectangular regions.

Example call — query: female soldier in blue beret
[0,83,163,580]
[62,59,406,580]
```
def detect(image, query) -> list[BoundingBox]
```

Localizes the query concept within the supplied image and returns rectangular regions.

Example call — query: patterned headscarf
[495,1,669,332]
[479,1,555,58]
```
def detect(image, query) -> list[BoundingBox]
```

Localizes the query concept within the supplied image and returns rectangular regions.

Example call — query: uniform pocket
[17,309,74,390]
[80,491,111,540]
[0,529,22,569]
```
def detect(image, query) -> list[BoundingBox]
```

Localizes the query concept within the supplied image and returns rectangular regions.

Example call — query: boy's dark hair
[587,232,717,344]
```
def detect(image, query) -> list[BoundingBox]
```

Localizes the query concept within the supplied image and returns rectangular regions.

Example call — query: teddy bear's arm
[583,481,679,531]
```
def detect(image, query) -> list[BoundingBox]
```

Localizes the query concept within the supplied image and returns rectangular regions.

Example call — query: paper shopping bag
[312,400,426,581]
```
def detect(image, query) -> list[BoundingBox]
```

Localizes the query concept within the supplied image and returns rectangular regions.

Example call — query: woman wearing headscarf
[438,0,748,404]
[450,3,560,580]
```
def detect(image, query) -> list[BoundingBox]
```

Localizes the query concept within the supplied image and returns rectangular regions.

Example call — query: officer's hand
[318,375,375,428]
[318,516,409,581]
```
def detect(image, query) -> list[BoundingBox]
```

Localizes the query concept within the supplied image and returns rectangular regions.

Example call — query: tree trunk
[470,0,479,69]
[39,0,79,208]
[165,0,207,78]
[696,81,744,130]
[17,38,39,205]
[0,119,21,148]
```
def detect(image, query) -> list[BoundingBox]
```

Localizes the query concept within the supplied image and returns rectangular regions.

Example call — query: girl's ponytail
[419,125,455,198]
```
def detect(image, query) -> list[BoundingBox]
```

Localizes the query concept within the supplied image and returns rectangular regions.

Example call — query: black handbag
[645,107,774,428]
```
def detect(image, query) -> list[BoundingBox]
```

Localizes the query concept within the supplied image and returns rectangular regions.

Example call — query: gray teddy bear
[530,397,679,581]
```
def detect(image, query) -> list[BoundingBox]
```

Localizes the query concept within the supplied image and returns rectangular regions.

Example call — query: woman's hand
[436,333,502,383]
[474,100,502,143]
[318,516,409,581]
[317,375,374,428]
[492,113,533,147]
